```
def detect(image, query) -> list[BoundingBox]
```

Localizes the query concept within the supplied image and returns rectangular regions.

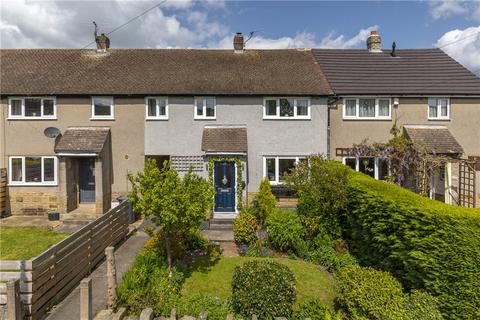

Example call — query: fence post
[6,279,22,320]
[105,246,117,310]
[80,278,92,320]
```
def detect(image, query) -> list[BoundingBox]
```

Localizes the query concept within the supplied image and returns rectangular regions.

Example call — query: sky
[1,0,479,75]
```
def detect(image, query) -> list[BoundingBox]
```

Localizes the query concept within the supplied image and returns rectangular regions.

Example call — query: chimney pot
[367,31,382,53]
[233,32,244,53]
[95,33,110,53]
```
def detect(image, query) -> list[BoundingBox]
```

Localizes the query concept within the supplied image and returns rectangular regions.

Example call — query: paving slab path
[46,228,149,320]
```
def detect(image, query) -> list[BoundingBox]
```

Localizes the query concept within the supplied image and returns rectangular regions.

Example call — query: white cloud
[429,1,468,20]
[436,26,480,76]
[319,26,379,49]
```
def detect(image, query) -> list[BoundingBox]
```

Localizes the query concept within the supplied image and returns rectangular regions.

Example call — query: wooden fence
[0,168,6,217]
[0,202,129,319]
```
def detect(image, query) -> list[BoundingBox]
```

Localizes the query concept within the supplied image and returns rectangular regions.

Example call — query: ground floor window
[264,156,306,184]
[343,156,389,180]
[9,156,57,185]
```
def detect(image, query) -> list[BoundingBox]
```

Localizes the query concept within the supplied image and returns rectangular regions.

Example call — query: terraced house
[0,33,331,218]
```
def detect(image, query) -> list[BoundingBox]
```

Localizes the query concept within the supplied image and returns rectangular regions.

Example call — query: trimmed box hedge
[342,169,480,319]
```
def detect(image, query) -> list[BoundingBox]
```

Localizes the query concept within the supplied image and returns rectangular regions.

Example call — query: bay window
[428,98,449,120]
[8,97,56,119]
[264,156,306,184]
[9,156,57,185]
[146,97,168,119]
[263,98,310,119]
[343,98,391,119]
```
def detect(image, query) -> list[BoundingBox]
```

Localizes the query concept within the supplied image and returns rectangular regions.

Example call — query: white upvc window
[194,97,216,119]
[8,97,57,119]
[343,156,389,180]
[343,98,391,120]
[145,97,168,120]
[9,156,58,186]
[263,156,306,184]
[91,97,114,120]
[428,98,450,120]
[263,97,311,119]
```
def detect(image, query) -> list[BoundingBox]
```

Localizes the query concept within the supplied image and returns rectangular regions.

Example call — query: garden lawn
[182,256,336,308]
[0,227,70,260]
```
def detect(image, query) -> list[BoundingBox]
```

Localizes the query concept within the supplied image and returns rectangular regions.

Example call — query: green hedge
[343,169,480,319]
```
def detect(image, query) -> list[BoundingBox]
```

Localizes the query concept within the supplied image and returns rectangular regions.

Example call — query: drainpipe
[326,95,340,160]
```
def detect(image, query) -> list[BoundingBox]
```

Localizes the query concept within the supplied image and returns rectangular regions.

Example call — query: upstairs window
[194,97,216,119]
[343,98,391,120]
[9,156,57,185]
[91,97,114,120]
[8,97,56,119]
[146,97,168,120]
[263,98,311,119]
[428,98,449,120]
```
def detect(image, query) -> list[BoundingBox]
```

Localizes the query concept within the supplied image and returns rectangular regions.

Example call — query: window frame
[8,156,58,186]
[427,97,450,120]
[263,97,311,120]
[91,96,115,120]
[8,97,57,120]
[263,156,306,185]
[342,97,392,120]
[342,156,389,180]
[145,96,169,120]
[194,96,216,120]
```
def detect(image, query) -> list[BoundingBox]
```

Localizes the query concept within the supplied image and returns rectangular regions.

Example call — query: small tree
[128,159,214,275]
[251,177,276,225]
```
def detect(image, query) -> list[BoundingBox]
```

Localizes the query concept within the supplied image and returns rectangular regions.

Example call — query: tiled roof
[0,49,332,96]
[312,48,480,95]
[403,125,464,155]
[201,126,247,153]
[55,127,110,154]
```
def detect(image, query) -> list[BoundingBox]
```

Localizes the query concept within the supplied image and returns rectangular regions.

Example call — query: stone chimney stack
[95,33,110,53]
[367,31,381,53]
[233,32,244,53]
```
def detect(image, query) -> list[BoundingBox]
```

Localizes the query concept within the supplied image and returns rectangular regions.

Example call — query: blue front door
[214,161,236,212]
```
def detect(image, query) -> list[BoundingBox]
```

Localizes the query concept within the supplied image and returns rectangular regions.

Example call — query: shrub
[175,294,233,320]
[305,245,357,274]
[232,260,296,319]
[144,228,207,259]
[251,177,276,225]
[335,265,406,320]
[404,290,443,320]
[343,168,480,319]
[286,156,350,240]
[233,210,258,245]
[266,208,305,254]
[117,250,184,315]
[293,299,342,320]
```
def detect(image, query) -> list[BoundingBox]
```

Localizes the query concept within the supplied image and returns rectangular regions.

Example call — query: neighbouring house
[314,31,480,207]
[0,33,332,218]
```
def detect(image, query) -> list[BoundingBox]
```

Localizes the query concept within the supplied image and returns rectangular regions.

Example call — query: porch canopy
[54,127,110,156]
[403,125,464,156]
[201,126,247,155]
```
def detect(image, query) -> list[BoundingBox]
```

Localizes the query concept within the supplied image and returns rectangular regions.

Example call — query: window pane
[297,99,308,116]
[206,98,215,117]
[25,98,42,117]
[279,98,294,117]
[265,100,277,116]
[440,99,448,117]
[147,98,156,117]
[94,98,112,116]
[358,157,375,178]
[345,158,356,170]
[345,99,356,117]
[43,99,54,116]
[43,158,55,182]
[429,105,438,118]
[158,98,167,116]
[196,99,203,116]
[378,99,390,117]
[11,158,23,182]
[279,158,296,182]
[10,99,22,116]
[359,99,375,117]
[25,157,41,182]
[378,158,389,181]
[266,158,276,181]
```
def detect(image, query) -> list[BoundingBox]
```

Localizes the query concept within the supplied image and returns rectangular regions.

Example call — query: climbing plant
[207,157,244,210]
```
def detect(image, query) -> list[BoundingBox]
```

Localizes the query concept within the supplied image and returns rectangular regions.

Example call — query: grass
[0,227,70,260]
[182,256,336,308]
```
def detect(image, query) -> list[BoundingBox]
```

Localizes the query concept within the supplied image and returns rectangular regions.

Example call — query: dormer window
[8,97,56,119]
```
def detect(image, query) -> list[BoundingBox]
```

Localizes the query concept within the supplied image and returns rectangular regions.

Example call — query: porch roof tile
[201,126,247,153]
[54,127,110,154]
[403,125,464,155]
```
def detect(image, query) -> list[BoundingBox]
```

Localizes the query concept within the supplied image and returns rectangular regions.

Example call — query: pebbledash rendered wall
[145,96,329,203]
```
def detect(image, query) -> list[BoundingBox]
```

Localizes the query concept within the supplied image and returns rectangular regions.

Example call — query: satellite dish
[44,127,61,139]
